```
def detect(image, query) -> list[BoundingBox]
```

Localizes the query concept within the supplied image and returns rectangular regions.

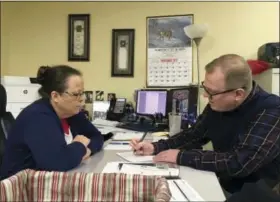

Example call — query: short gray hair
[205,54,252,93]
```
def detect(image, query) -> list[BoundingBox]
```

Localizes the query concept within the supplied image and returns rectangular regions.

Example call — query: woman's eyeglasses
[64,91,85,99]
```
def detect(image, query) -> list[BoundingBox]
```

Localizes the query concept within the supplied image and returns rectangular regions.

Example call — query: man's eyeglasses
[201,81,245,100]
[64,91,85,99]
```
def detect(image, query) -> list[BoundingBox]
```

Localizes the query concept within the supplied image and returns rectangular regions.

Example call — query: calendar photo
[146,15,193,87]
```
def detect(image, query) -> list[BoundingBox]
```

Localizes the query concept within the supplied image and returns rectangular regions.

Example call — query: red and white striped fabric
[0,169,171,202]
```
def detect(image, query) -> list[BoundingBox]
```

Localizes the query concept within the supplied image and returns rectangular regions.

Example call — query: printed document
[112,132,144,141]
[102,162,179,178]
[104,143,131,150]
[117,151,154,163]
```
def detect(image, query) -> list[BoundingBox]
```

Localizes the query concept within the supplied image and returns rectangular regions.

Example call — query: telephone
[106,98,126,121]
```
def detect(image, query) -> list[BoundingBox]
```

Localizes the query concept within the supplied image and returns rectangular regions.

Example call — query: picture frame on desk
[111,29,135,77]
[68,14,90,61]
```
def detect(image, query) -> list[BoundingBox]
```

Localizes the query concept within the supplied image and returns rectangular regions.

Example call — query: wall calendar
[146,15,194,87]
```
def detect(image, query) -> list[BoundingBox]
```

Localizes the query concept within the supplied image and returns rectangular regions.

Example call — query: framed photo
[68,14,90,61]
[111,29,135,77]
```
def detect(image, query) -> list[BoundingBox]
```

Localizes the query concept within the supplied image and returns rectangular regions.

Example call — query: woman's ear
[50,91,61,103]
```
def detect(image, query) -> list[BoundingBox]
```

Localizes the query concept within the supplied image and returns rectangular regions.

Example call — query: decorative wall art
[68,14,90,61]
[111,29,135,77]
[95,91,104,101]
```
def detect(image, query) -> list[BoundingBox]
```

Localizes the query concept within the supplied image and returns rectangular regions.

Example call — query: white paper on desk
[97,126,116,134]
[168,179,204,201]
[168,180,189,201]
[117,151,154,163]
[102,162,179,177]
[120,164,179,177]
[152,136,168,142]
[112,132,144,141]
[92,119,119,127]
[102,162,120,173]
[104,144,132,150]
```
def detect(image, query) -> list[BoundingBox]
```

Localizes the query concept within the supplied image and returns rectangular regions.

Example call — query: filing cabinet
[253,68,280,96]
[1,76,40,118]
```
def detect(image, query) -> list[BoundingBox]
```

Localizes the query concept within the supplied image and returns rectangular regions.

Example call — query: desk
[70,148,226,201]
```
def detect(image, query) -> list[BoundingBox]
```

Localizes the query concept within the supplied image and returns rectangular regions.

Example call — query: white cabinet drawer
[11,112,20,119]
[5,85,40,103]
[272,71,279,93]
[7,103,30,112]
[273,68,280,74]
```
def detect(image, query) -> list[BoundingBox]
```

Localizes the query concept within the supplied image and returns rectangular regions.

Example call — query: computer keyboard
[116,122,157,132]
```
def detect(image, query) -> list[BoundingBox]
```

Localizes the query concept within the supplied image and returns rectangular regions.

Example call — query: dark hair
[36,65,82,98]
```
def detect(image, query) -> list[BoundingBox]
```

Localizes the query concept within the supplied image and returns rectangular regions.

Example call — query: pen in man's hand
[110,142,129,145]
[133,132,147,153]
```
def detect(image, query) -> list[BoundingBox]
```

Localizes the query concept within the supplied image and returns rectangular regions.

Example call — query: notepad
[112,132,144,141]
[117,151,154,163]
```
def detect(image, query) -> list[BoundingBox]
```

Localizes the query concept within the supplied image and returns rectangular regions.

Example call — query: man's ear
[235,88,246,101]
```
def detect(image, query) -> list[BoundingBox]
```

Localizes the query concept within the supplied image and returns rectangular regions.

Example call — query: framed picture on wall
[68,14,90,61]
[111,29,135,77]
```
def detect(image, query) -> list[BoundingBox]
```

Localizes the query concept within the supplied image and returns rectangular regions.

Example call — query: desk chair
[0,84,15,165]
[226,180,280,202]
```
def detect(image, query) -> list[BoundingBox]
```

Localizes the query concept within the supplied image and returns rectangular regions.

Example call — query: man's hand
[73,135,90,148]
[129,139,155,155]
[153,149,180,164]
[82,148,91,161]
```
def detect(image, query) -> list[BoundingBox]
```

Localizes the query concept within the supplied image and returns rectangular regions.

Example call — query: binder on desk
[117,162,180,179]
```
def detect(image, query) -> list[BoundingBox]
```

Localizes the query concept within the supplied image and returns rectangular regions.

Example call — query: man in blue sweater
[0,65,104,180]
[131,54,280,194]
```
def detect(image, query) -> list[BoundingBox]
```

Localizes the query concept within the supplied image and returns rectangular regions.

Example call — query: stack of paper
[112,132,144,141]
[117,151,154,163]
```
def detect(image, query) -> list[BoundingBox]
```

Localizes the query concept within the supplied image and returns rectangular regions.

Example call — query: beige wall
[1,2,279,104]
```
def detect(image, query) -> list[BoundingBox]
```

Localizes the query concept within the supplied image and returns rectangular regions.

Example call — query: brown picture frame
[68,14,90,61]
[111,29,135,77]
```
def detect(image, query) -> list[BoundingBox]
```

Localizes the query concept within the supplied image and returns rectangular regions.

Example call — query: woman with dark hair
[0,65,104,179]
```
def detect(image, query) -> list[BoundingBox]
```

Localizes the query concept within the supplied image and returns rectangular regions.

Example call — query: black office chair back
[0,84,15,165]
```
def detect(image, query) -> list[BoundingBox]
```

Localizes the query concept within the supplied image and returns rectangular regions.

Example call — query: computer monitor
[136,90,168,116]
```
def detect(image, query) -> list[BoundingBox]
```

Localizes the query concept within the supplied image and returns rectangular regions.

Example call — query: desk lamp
[184,24,208,115]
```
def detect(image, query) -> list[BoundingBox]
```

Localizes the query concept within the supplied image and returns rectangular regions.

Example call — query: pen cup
[168,113,181,137]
